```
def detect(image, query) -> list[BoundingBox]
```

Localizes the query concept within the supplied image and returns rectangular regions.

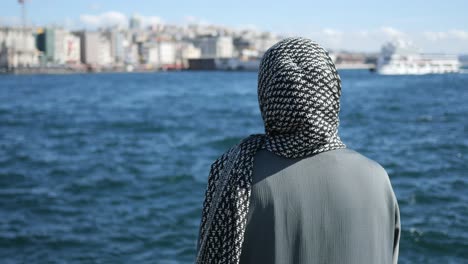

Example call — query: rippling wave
[0,71,467,263]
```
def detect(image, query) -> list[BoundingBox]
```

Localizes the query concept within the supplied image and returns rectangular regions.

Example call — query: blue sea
[0,70,467,263]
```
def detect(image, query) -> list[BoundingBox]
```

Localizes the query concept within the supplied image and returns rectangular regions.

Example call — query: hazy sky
[1,0,467,53]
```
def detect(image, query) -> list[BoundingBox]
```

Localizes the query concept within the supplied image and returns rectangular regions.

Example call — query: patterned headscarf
[196,38,346,264]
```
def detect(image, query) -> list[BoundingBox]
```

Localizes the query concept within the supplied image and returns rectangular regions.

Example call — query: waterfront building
[52,29,66,64]
[233,31,282,58]
[60,32,80,64]
[36,28,54,63]
[252,32,281,54]
[97,36,113,66]
[75,31,97,64]
[55,30,80,64]
[36,28,81,64]
[76,31,112,66]
[197,36,234,58]
[233,36,253,52]
[0,27,39,69]
[142,43,158,65]
[239,49,259,60]
[142,40,177,68]
[178,42,201,68]
[158,41,176,66]
[104,29,126,64]
[124,44,139,65]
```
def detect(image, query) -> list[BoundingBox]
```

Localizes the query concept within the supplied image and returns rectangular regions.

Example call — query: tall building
[76,31,112,66]
[97,36,112,66]
[178,42,201,68]
[129,15,142,30]
[36,28,81,64]
[76,31,97,64]
[121,30,141,64]
[0,27,38,69]
[105,29,125,63]
[158,41,176,66]
[142,43,158,64]
[253,33,281,54]
[124,44,139,65]
[53,29,80,64]
[61,33,80,64]
[36,28,55,62]
[142,41,176,67]
[197,36,234,58]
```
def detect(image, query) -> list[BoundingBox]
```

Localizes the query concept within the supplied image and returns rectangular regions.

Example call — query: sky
[1,0,467,53]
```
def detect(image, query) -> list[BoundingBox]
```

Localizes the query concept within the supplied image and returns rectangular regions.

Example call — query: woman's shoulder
[211,135,265,169]
[327,148,389,175]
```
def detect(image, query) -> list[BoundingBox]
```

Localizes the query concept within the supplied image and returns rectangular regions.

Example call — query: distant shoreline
[0,65,376,75]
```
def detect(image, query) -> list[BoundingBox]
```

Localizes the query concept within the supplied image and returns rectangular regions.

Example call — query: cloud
[423,31,448,41]
[357,30,370,37]
[80,11,127,28]
[322,28,343,37]
[133,14,163,27]
[423,30,468,41]
[423,29,468,41]
[184,16,210,25]
[448,29,468,40]
[306,27,468,53]
[380,26,405,39]
[310,28,344,50]
[418,29,468,53]
[0,16,21,26]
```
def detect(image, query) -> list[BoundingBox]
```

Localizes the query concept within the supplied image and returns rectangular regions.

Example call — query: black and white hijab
[196,37,346,264]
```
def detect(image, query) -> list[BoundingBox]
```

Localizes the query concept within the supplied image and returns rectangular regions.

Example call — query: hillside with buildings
[1,14,382,74]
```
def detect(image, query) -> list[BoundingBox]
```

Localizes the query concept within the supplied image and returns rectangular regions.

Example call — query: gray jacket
[240,148,400,264]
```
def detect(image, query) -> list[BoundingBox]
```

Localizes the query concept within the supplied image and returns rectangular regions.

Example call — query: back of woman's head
[257,38,342,143]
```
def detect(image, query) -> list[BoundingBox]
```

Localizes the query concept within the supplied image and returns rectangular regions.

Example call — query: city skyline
[1,0,468,53]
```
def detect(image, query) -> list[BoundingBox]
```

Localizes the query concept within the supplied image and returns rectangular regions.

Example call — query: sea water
[0,71,467,263]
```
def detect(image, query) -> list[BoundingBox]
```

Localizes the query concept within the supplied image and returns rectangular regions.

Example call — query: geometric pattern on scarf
[258,37,346,158]
[196,38,346,264]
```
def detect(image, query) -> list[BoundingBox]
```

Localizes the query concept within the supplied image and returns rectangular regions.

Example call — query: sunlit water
[0,71,467,263]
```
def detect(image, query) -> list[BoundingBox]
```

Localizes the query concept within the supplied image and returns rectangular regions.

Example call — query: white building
[197,36,234,58]
[105,29,126,64]
[159,41,176,65]
[62,34,80,64]
[253,33,281,54]
[232,31,281,57]
[0,27,39,69]
[98,36,113,66]
[142,41,177,67]
[143,43,158,65]
[53,29,80,64]
[180,42,201,59]
[178,42,201,68]
[125,43,139,65]
[76,31,112,66]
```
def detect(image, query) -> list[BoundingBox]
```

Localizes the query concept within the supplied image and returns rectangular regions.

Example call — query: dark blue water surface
[0,71,467,263]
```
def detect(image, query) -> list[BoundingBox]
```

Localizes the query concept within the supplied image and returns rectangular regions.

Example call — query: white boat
[377,41,460,75]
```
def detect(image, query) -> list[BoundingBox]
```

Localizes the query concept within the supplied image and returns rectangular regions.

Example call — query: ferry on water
[377,41,460,75]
